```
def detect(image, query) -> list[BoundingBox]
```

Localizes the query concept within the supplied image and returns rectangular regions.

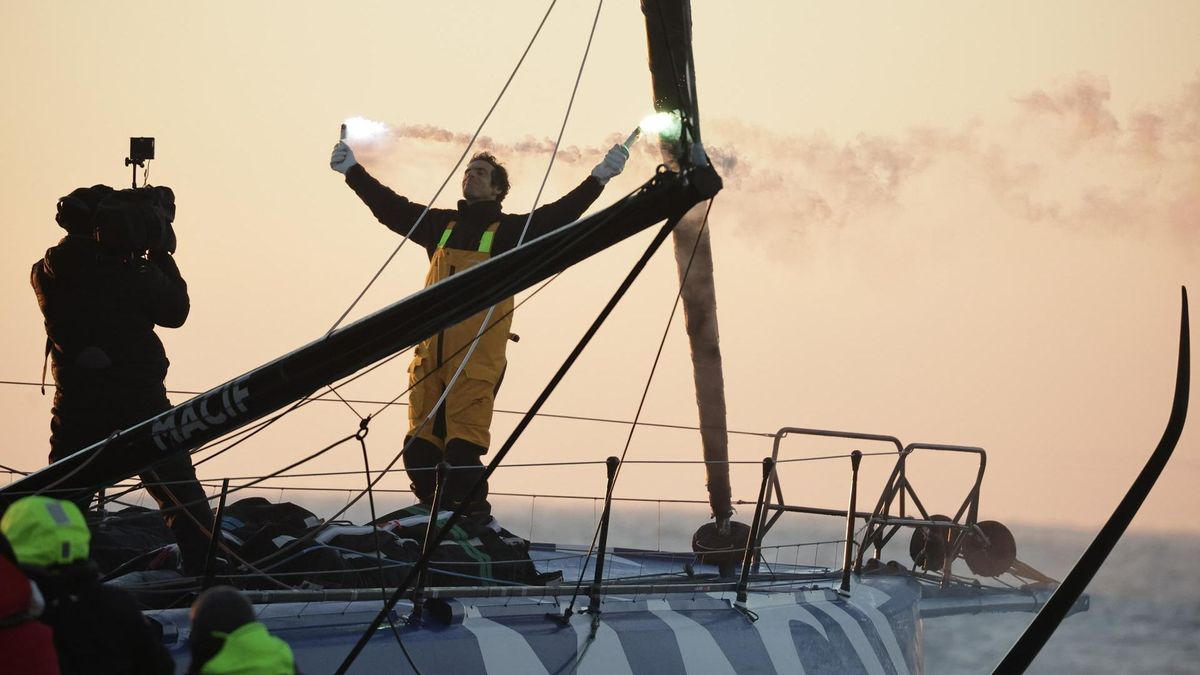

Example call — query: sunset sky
[1,2,1198,544]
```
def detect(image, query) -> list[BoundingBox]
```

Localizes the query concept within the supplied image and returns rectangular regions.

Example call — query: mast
[642,0,733,525]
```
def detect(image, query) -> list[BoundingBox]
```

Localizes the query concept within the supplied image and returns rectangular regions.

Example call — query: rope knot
[355,415,372,440]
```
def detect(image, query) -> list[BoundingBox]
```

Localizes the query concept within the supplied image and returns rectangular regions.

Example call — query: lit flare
[624,111,683,149]
[341,116,390,142]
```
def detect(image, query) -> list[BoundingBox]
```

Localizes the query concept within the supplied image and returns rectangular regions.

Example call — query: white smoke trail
[345,73,1200,251]
[352,121,624,167]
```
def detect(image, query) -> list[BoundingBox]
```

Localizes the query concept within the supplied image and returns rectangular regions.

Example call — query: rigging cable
[363,0,606,477]
[335,188,690,673]
[240,164,659,590]
[93,396,316,510]
[325,0,563,337]
[4,428,365,572]
[0,463,29,476]
[323,383,365,421]
[559,197,713,618]
[344,0,608,657]
[18,163,688,614]
[192,399,307,467]
[32,430,120,499]
[651,0,699,152]
[72,175,656,585]
[189,235,564,475]
[311,267,557,419]
[10,10,682,612]
[353,419,420,674]
[0,379,776,440]
[145,479,296,592]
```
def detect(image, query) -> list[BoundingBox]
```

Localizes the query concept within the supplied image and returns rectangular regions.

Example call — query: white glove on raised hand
[590,144,629,185]
[330,141,358,174]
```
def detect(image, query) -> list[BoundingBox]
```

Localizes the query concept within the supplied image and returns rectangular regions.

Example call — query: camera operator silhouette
[31,184,214,576]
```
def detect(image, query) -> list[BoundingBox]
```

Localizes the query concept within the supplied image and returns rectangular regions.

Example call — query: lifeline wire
[33,430,120,499]
[245,176,655,584]
[147,479,295,592]
[335,196,688,674]
[324,383,365,421]
[94,407,290,508]
[325,0,562,337]
[343,3,606,655]
[561,197,714,616]
[1,213,681,491]
[122,431,367,594]
[0,379,776,440]
[354,421,418,672]
[51,0,667,557]
[82,174,656,586]
[14,0,681,614]
[362,269,558,417]
[59,430,366,562]
[97,395,314,508]
[126,228,566,478]
[373,0,605,451]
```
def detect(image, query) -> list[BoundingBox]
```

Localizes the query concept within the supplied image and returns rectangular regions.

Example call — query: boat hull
[152,576,923,674]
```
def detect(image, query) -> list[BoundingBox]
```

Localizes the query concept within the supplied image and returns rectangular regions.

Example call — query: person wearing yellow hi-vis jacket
[188,585,298,675]
[331,143,627,514]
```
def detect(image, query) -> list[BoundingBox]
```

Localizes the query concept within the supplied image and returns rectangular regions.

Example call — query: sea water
[921,527,1200,675]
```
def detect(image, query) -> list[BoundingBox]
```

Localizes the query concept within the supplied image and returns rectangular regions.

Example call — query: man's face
[462,160,501,203]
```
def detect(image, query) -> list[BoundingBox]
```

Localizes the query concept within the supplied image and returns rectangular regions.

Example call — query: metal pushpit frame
[754,427,989,587]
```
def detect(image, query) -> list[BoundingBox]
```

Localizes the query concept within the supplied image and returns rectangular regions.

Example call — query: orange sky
[1,2,1198,540]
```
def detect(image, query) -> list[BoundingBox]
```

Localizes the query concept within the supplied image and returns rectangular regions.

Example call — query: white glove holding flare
[330,141,358,174]
[590,144,629,185]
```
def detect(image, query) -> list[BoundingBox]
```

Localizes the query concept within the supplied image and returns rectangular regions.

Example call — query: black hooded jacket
[26,561,174,675]
[31,234,189,411]
[344,164,604,257]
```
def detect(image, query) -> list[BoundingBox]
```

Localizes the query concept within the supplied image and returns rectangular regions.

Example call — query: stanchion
[840,450,863,594]
[588,456,620,614]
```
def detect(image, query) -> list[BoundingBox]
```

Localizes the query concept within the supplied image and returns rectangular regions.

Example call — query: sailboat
[0,1,1189,673]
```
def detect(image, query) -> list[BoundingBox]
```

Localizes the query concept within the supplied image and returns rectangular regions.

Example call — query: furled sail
[642,0,733,524]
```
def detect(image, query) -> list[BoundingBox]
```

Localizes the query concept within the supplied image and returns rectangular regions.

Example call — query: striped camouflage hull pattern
[157,577,922,674]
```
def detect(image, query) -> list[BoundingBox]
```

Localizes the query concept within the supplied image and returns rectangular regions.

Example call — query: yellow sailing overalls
[408,221,513,450]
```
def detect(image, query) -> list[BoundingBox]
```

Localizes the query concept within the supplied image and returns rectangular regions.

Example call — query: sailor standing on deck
[331,141,627,515]
[30,185,214,575]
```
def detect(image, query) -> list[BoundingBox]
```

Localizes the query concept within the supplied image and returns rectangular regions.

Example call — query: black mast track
[642,0,733,522]
[643,0,700,141]
[1,166,722,507]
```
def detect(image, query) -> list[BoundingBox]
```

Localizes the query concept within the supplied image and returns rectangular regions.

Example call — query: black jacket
[27,562,174,675]
[31,235,189,409]
[345,164,604,257]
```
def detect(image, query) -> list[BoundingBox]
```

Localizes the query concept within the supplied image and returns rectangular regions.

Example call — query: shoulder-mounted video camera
[55,183,177,257]
[92,185,177,256]
[53,137,179,258]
